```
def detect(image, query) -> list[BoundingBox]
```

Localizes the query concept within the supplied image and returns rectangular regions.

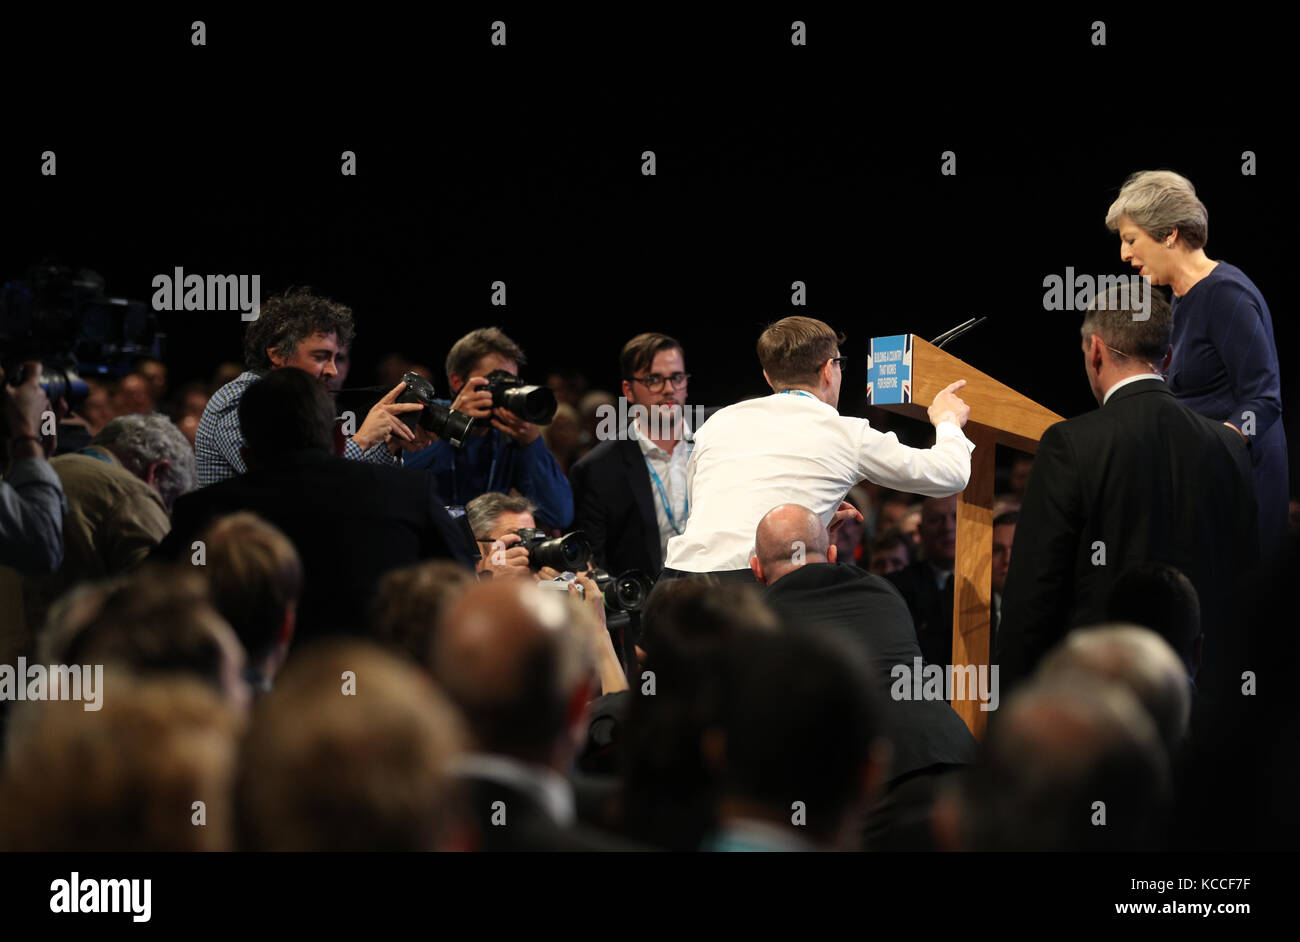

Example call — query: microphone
[931,316,988,350]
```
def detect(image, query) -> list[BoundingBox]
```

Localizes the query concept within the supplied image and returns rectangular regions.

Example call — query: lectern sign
[866,334,913,405]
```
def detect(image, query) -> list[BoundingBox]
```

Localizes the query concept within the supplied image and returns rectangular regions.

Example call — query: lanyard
[450,436,501,505]
[644,455,688,535]
[778,389,815,399]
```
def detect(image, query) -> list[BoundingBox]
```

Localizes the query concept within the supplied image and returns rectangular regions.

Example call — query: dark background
[2,10,1296,488]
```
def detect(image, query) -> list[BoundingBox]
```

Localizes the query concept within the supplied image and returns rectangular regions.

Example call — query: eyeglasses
[630,372,690,392]
[828,356,849,371]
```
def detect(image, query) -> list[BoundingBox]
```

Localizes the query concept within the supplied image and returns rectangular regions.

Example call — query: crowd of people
[0,172,1295,851]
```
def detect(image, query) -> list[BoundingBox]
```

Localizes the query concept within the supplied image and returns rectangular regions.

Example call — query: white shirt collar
[631,413,693,457]
[1102,373,1164,405]
[452,753,576,827]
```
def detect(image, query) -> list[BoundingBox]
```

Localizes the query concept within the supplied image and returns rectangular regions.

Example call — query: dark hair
[1079,283,1172,362]
[370,561,476,669]
[201,513,303,663]
[868,527,910,557]
[1106,563,1201,669]
[620,581,780,849]
[444,327,526,385]
[238,368,335,462]
[243,288,355,373]
[756,316,845,387]
[62,566,232,695]
[620,332,683,380]
[993,510,1020,528]
[716,629,882,846]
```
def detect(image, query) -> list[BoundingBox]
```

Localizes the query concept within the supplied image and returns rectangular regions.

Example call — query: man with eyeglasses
[661,315,974,581]
[570,333,702,578]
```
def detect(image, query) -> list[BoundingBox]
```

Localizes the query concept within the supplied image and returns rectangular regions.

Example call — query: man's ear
[266,346,284,369]
[749,554,764,584]
[621,379,634,402]
[762,369,775,392]
[449,373,464,394]
[827,543,838,564]
[144,458,168,488]
[1159,345,1173,373]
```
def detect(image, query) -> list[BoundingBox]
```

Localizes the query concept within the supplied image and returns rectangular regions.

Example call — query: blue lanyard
[450,436,501,504]
[778,389,815,399]
[644,455,688,535]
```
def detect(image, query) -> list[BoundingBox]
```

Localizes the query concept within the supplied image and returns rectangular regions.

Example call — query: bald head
[432,580,591,764]
[1037,624,1191,758]
[751,504,832,584]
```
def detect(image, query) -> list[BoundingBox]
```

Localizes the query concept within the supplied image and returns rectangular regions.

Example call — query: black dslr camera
[395,371,476,447]
[514,527,591,572]
[590,568,654,614]
[484,369,557,424]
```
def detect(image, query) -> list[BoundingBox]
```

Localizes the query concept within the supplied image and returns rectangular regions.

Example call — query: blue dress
[1167,262,1288,563]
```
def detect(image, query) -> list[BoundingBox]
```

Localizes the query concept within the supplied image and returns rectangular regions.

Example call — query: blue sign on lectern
[866,334,913,406]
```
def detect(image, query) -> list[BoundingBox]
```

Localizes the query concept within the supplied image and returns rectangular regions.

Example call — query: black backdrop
[3,9,1297,490]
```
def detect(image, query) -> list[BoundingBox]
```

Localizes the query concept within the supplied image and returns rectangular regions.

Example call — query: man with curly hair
[194,288,425,487]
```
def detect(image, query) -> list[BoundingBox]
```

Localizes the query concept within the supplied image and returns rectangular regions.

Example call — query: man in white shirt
[663,316,973,578]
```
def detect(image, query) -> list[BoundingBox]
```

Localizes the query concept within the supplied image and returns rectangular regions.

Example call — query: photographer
[0,364,67,574]
[195,288,429,487]
[404,328,574,530]
[465,492,589,582]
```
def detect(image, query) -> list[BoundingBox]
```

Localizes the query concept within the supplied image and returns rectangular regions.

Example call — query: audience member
[201,512,302,693]
[235,641,468,851]
[160,367,475,642]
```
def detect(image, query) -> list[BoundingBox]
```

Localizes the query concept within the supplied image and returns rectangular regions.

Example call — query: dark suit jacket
[569,411,715,580]
[156,448,474,645]
[764,562,977,783]
[884,560,955,668]
[460,774,640,852]
[997,379,1258,692]
[571,438,663,578]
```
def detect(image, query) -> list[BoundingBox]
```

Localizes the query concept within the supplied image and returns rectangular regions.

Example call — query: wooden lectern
[868,335,1063,739]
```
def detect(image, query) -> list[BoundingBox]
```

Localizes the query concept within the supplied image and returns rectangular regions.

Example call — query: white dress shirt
[632,418,693,563]
[664,391,975,572]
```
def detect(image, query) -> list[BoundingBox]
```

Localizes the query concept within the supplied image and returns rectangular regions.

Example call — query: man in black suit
[157,368,475,645]
[884,495,957,667]
[433,579,638,851]
[997,284,1258,696]
[752,504,978,785]
[570,333,699,579]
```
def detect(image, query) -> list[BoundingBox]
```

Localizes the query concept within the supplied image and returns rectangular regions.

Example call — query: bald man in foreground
[753,505,977,791]
[432,579,637,851]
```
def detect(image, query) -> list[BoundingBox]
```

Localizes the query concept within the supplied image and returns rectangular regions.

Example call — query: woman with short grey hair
[1105,170,1287,563]
[93,413,197,512]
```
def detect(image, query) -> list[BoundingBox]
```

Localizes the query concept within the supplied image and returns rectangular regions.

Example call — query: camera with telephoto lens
[590,568,654,614]
[514,527,591,572]
[395,371,476,448]
[484,369,557,424]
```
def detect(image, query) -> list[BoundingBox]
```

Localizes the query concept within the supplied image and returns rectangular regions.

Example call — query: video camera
[394,371,476,447]
[1,262,159,413]
[484,369,557,424]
